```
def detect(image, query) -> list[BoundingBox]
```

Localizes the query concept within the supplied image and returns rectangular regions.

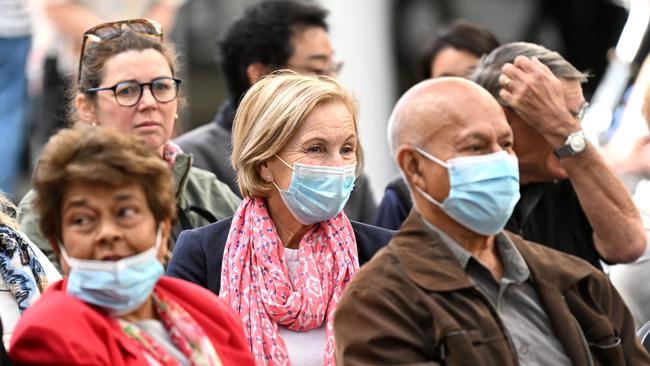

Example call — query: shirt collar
[421,217,530,284]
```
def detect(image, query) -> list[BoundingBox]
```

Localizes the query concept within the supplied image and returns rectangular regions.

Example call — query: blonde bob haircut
[232,71,363,198]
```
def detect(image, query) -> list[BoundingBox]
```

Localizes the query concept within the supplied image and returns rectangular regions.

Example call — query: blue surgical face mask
[414,148,520,236]
[273,155,356,225]
[59,226,164,316]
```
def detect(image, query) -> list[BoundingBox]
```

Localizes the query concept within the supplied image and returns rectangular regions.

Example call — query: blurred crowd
[2,0,650,365]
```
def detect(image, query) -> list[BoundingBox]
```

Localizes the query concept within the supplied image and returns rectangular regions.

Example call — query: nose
[137,85,157,108]
[95,220,123,248]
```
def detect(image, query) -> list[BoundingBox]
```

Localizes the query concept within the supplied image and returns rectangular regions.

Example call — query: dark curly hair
[218,0,328,106]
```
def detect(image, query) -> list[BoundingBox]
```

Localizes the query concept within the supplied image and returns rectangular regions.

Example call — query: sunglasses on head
[77,19,163,84]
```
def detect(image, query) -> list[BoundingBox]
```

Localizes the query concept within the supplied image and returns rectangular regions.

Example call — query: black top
[505,179,599,268]
[166,217,395,295]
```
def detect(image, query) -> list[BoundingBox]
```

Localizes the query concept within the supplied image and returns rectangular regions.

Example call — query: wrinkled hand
[499,56,580,147]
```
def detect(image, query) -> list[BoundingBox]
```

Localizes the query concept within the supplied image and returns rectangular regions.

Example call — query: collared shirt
[422,219,571,366]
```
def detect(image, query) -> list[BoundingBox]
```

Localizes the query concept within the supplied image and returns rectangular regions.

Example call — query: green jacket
[18,153,241,270]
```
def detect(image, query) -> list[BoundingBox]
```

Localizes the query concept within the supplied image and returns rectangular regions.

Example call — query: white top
[0,231,62,348]
[278,248,326,366]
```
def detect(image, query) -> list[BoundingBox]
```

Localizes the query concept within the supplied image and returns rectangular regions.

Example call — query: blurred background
[7,0,650,202]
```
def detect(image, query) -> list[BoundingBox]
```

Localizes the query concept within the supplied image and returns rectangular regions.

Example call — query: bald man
[334,78,649,365]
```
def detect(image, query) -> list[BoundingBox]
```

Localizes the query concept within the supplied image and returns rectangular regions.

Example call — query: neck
[120,295,156,323]
[418,202,504,279]
[265,193,313,249]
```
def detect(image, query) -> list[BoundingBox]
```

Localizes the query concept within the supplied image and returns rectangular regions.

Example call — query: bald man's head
[388,77,505,159]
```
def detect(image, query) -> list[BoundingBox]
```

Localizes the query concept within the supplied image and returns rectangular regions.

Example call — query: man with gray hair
[470,42,645,268]
[334,77,650,365]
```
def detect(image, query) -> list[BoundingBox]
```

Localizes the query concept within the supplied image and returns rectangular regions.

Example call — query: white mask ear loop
[271,154,295,192]
[412,147,447,209]
[414,146,449,168]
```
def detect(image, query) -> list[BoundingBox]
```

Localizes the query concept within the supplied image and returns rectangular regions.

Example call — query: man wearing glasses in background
[175,0,378,224]
[471,42,646,268]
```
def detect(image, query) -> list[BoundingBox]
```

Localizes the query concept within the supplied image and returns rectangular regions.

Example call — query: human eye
[115,82,139,96]
[306,145,325,154]
[116,205,139,219]
[500,140,513,149]
[66,211,95,231]
[153,78,173,91]
[341,144,355,155]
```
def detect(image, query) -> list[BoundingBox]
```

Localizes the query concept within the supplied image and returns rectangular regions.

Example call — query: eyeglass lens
[115,78,179,106]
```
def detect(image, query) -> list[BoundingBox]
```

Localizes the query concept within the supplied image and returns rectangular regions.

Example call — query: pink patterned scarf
[220,197,358,366]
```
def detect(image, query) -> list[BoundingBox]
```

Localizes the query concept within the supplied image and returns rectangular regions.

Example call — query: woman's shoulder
[178,216,234,244]
[351,221,395,242]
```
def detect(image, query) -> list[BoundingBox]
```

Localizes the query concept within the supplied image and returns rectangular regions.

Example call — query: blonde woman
[168,72,394,365]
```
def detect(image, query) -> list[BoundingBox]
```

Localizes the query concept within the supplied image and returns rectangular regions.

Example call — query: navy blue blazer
[167,216,395,295]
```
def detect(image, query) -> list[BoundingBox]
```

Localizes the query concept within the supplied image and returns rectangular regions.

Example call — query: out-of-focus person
[470,42,645,268]
[374,20,499,230]
[609,69,650,327]
[32,0,185,156]
[174,0,378,224]
[419,20,500,79]
[9,126,254,365]
[0,0,32,195]
[0,194,61,347]
[19,19,240,269]
[168,72,394,366]
[334,77,650,365]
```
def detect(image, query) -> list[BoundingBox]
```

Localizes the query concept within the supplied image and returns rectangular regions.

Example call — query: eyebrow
[307,54,331,62]
[302,133,356,143]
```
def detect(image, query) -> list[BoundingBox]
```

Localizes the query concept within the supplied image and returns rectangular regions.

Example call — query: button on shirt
[422,219,571,366]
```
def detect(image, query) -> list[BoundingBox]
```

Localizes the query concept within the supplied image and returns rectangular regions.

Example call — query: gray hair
[470,42,588,105]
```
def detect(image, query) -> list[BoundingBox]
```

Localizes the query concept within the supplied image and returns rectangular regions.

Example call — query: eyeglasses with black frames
[85,77,181,107]
[77,19,163,84]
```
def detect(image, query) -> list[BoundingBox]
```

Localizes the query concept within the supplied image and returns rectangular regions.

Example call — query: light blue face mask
[273,155,356,225]
[59,226,164,316]
[414,148,521,236]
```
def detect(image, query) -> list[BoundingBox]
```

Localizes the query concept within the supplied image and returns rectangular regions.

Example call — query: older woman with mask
[19,19,240,266]
[167,72,394,366]
[9,127,254,365]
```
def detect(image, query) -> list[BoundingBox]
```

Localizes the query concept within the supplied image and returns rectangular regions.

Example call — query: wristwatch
[553,130,589,159]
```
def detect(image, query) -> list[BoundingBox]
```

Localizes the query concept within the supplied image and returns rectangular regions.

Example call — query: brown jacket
[334,211,650,365]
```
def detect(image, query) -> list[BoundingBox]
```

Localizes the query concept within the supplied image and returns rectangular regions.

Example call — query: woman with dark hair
[418,20,499,80]
[18,19,240,267]
[9,127,254,365]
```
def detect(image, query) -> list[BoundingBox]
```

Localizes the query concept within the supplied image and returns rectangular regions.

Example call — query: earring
[92,122,97,127]
[264,174,273,182]
[175,113,179,120]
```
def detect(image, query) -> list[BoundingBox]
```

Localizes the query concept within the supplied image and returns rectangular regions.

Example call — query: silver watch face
[569,134,587,152]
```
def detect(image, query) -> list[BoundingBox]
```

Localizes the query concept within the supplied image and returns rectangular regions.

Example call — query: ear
[75,93,98,124]
[246,62,270,86]
[258,159,274,183]
[158,218,172,262]
[396,145,425,192]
